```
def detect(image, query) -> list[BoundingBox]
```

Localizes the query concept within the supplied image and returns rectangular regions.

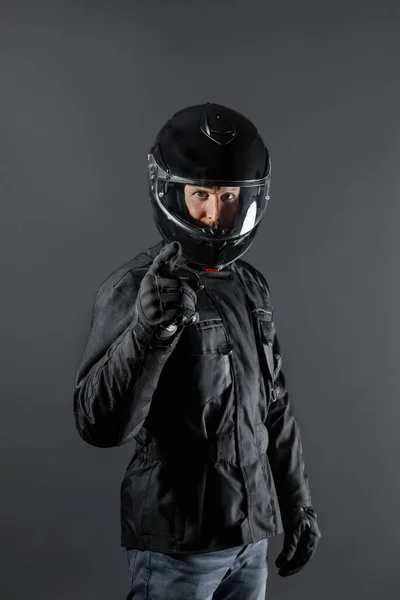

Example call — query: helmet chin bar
[177,235,228,269]
[174,226,253,270]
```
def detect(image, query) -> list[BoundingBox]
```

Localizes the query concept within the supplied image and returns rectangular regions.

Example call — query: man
[73,103,321,600]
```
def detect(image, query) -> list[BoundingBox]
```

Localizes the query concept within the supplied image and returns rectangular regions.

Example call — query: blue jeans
[125,539,268,600]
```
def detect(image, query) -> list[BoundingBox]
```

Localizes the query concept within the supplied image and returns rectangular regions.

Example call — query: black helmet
[148,102,271,270]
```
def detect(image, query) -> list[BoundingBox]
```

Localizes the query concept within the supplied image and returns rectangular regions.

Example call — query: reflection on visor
[240,200,257,235]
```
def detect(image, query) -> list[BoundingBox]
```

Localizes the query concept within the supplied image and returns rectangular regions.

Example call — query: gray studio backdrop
[1,1,399,599]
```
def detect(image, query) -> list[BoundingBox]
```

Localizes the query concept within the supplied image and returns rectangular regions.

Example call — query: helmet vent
[200,104,237,146]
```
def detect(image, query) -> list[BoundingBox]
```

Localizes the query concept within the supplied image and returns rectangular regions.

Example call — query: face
[184,185,240,229]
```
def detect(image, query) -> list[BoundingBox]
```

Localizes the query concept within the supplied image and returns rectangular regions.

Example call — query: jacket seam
[141,464,157,538]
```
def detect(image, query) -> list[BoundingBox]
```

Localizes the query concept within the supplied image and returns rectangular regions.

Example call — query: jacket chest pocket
[179,319,233,402]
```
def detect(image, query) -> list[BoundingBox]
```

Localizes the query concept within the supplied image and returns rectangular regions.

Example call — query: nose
[206,195,220,222]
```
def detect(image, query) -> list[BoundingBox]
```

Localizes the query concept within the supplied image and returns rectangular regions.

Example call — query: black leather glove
[135,241,201,338]
[275,506,321,577]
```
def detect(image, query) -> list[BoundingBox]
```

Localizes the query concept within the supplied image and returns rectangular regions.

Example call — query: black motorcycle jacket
[73,240,313,554]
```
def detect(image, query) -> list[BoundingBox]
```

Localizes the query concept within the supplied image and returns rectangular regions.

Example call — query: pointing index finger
[147,241,182,276]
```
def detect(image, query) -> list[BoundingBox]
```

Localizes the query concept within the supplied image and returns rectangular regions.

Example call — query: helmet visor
[148,154,271,241]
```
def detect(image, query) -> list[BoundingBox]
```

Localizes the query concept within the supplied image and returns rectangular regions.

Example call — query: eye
[194,191,208,199]
[221,193,237,202]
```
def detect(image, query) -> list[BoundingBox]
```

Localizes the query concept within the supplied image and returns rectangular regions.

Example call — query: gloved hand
[275,506,321,577]
[135,241,201,338]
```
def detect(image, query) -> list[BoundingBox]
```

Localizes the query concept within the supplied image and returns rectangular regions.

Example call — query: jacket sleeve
[260,277,313,514]
[73,271,182,448]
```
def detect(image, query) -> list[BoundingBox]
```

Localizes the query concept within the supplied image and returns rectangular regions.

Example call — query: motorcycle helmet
[148,102,271,270]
